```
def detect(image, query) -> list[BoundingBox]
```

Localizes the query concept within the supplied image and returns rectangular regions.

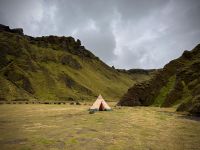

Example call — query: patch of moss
[68,138,78,144]
[173,81,192,107]
[36,137,55,145]
[153,76,176,106]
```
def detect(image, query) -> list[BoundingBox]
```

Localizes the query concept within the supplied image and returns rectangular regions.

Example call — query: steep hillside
[0,24,152,102]
[118,44,200,115]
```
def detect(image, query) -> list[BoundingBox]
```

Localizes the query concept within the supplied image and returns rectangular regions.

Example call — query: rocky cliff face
[118,44,200,116]
[0,24,151,102]
[0,24,24,35]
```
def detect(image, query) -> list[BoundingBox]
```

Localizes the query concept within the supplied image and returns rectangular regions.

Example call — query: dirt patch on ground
[0,138,28,145]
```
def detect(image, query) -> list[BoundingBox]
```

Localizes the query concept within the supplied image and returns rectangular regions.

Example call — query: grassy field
[0,104,200,150]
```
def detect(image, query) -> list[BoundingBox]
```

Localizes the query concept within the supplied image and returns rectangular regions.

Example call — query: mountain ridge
[0,24,152,102]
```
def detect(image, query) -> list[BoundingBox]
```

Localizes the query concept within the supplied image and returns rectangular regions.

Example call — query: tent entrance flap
[99,102,104,111]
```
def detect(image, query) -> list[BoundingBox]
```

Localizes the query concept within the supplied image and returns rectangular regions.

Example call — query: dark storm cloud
[0,0,200,69]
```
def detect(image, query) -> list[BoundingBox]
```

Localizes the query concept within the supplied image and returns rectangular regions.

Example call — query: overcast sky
[0,0,200,69]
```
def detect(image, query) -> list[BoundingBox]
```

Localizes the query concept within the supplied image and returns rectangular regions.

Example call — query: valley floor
[0,104,200,150]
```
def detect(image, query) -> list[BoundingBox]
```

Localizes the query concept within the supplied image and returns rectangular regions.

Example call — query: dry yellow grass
[0,104,200,150]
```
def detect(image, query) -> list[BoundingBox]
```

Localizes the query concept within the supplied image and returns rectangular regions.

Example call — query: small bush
[70,102,74,105]
[89,110,95,114]
[76,102,81,105]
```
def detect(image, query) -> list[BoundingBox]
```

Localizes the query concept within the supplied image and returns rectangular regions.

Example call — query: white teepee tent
[89,95,111,111]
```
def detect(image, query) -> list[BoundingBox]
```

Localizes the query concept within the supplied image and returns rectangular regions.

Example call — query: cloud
[0,0,44,34]
[0,0,200,69]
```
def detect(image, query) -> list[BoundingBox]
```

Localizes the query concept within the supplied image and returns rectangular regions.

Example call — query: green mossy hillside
[118,43,200,116]
[0,26,152,101]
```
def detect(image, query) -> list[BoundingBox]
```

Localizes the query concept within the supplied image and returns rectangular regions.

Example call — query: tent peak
[98,94,103,99]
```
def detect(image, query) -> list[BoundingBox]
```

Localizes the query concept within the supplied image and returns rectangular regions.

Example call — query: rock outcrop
[117,68,157,75]
[0,24,23,35]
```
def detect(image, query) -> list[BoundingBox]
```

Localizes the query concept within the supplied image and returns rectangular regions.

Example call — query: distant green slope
[0,25,151,101]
